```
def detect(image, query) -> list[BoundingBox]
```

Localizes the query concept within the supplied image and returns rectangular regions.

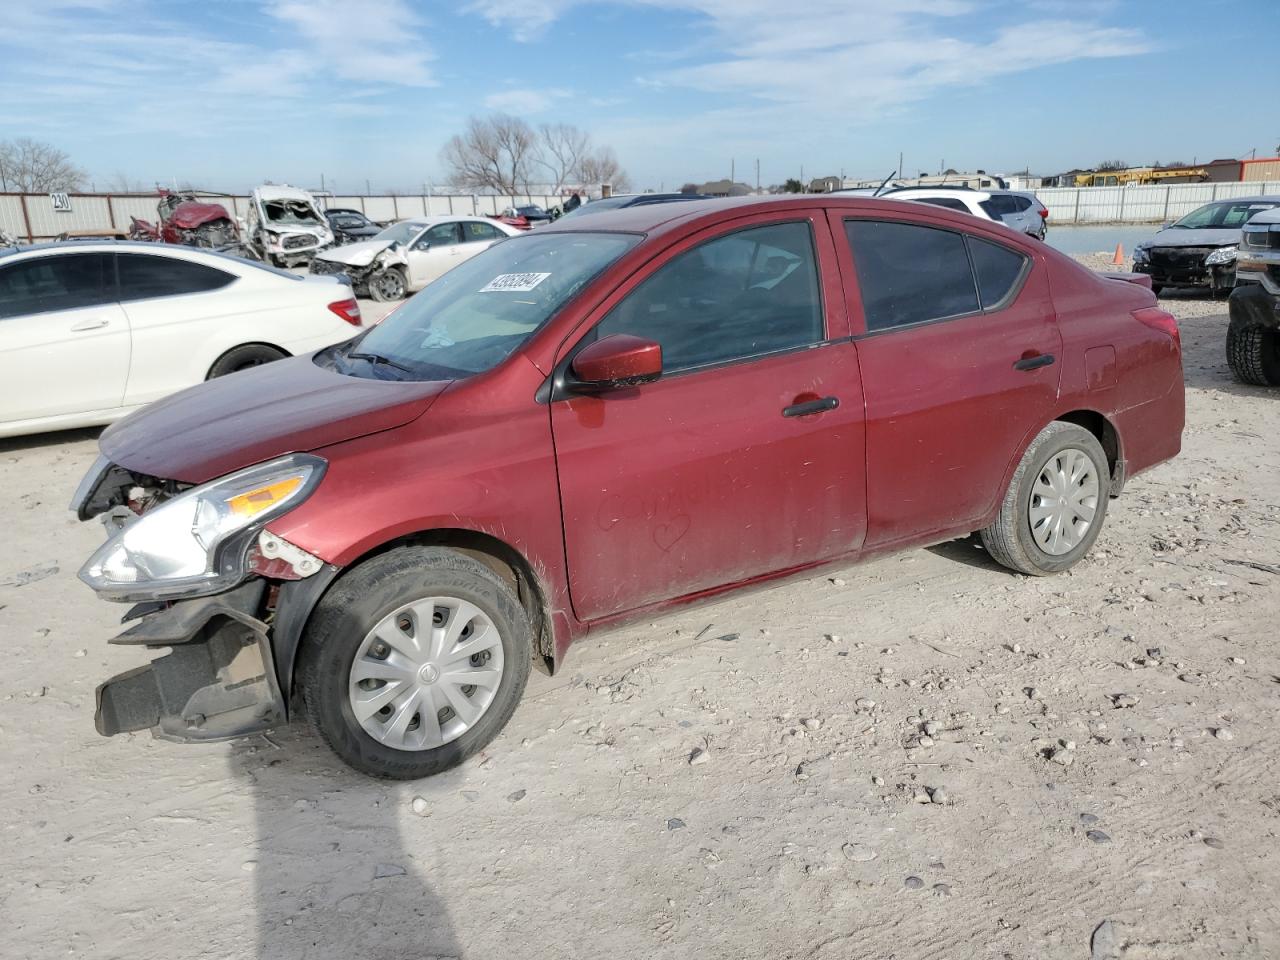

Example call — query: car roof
[537,193,1022,239]
[1197,195,1280,206]
[885,188,993,202]
[0,240,300,278]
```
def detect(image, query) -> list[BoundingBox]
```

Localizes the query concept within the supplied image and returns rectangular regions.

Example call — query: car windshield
[559,197,629,220]
[262,199,324,226]
[335,231,640,380]
[517,206,544,216]
[373,221,425,246]
[1172,200,1279,230]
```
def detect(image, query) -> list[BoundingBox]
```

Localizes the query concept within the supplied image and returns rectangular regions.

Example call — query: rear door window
[844,221,978,330]
[912,197,969,212]
[0,253,109,319]
[116,254,234,302]
[463,221,507,242]
[594,221,824,373]
[979,195,1019,218]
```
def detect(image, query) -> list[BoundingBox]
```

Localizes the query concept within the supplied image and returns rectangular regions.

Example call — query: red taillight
[1133,306,1179,350]
[328,297,362,326]
[1038,206,1049,218]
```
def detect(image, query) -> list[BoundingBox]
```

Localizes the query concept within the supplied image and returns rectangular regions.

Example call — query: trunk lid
[101,354,448,483]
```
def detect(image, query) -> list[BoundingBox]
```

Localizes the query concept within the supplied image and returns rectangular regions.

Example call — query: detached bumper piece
[95,581,285,743]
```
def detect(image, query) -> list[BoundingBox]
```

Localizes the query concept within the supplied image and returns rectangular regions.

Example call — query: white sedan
[310,215,522,301]
[0,241,363,439]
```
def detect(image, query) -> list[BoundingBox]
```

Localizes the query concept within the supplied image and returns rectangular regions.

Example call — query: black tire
[368,267,408,302]
[1226,319,1280,386]
[206,343,287,378]
[980,422,1111,576]
[1151,283,1164,297]
[298,546,532,779]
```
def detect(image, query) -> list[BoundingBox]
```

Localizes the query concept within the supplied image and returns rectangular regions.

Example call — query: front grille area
[1148,246,1212,276]
[309,258,344,275]
[282,234,317,250]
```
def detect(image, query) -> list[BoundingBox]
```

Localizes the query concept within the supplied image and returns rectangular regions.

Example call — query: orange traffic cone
[1112,243,1125,265]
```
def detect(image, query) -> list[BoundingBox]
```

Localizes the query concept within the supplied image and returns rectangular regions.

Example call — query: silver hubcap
[347,597,504,752]
[1028,447,1099,556]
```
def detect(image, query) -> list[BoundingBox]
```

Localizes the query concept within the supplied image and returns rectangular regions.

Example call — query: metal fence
[0,191,568,242]
[1035,181,1280,224]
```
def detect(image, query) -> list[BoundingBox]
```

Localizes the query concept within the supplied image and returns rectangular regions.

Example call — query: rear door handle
[1013,353,1055,371]
[70,317,110,332]
[782,396,839,418]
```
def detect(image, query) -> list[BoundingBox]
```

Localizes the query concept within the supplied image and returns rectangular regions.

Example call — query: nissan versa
[73,196,1184,779]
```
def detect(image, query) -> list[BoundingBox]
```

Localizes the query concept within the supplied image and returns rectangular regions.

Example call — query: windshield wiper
[347,351,413,375]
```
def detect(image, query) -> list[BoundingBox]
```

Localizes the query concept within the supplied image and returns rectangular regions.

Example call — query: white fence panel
[361,196,399,222]
[0,195,26,237]
[1037,181,1280,224]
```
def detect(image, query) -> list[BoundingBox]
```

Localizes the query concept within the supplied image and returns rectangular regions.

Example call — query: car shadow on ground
[924,534,1010,572]
[0,426,102,456]
[227,724,464,960]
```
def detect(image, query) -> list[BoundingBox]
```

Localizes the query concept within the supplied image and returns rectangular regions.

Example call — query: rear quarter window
[117,254,235,302]
[967,237,1030,308]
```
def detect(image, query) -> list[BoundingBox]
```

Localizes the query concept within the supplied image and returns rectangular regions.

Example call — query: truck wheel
[369,268,408,302]
[980,422,1111,576]
[207,344,287,378]
[1226,320,1280,386]
[299,546,532,780]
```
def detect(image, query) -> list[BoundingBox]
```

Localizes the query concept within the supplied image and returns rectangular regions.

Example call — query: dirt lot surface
[2,263,1278,959]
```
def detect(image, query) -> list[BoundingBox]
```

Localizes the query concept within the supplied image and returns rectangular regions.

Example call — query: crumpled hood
[1145,226,1240,248]
[100,354,449,484]
[314,238,392,267]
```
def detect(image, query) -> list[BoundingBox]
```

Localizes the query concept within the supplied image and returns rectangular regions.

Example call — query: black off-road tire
[980,422,1111,576]
[207,343,288,378]
[298,546,532,780]
[1226,319,1280,386]
[368,267,408,302]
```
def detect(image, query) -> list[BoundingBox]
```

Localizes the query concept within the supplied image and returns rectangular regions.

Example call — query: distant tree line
[0,138,85,192]
[441,114,630,195]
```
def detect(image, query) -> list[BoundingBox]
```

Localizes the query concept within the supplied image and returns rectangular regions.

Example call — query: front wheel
[368,267,408,302]
[1226,319,1280,386]
[207,343,287,378]
[980,422,1111,576]
[299,546,532,779]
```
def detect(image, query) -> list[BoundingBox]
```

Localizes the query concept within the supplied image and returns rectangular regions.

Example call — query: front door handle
[1013,353,1055,371]
[70,317,110,332]
[782,395,839,418]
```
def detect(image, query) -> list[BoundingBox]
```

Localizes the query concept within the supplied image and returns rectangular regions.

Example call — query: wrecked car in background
[310,215,520,301]
[128,190,242,251]
[1132,196,1280,296]
[1227,207,1280,386]
[247,185,334,267]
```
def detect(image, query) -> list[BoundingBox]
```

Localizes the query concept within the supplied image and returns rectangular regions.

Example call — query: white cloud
[482,87,571,114]
[266,0,436,86]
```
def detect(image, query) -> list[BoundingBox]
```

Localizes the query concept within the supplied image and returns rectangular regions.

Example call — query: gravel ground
[2,261,1278,960]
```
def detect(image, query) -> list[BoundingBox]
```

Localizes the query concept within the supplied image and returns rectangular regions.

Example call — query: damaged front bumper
[95,580,285,743]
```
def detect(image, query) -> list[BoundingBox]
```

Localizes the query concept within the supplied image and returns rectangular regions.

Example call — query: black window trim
[544,217,834,401]
[0,250,113,320]
[842,216,1032,340]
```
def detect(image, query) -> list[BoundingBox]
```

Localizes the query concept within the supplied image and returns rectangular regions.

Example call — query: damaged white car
[248,185,335,267]
[309,216,521,301]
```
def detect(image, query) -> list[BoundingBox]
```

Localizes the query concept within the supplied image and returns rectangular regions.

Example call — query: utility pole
[756,158,760,192]
[320,172,326,193]
[365,178,371,195]
[898,151,903,178]
[731,158,735,183]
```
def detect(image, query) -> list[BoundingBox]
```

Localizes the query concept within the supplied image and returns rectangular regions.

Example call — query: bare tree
[537,123,590,193]
[441,114,538,194]
[0,138,86,192]
[1095,159,1128,171]
[579,146,631,192]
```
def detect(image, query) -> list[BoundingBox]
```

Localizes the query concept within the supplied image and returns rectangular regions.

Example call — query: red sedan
[74,196,1184,779]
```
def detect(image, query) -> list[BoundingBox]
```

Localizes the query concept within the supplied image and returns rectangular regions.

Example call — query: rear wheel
[981,422,1110,576]
[369,267,408,302]
[1226,320,1280,386]
[207,343,287,378]
[300,546,532,779]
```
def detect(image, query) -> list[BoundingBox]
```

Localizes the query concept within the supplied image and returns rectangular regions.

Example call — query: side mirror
[570,334,662,391]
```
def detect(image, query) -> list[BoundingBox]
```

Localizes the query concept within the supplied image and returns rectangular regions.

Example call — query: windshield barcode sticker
[480,272,551,293]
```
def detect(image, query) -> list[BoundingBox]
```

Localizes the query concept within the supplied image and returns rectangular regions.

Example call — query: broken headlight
[1133,244,1150,264]
[79,455,325,601]
[1205,245,1237,265]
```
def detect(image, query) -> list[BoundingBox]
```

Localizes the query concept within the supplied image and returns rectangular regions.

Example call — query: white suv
[880,187,1048,239]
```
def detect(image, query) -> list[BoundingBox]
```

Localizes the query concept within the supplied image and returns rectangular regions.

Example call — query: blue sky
[0,0,1275,193]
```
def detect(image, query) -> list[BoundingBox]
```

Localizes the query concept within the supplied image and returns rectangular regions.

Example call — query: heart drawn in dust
[652,514,691,552]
